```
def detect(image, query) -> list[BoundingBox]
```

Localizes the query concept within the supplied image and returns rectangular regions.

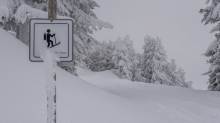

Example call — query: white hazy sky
[90,0,215,90]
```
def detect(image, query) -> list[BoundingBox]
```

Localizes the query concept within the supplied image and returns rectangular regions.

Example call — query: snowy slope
[78,69,220,123]
[0,27,220,123]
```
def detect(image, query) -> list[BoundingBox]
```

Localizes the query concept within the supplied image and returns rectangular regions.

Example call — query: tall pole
[48,0,57,123]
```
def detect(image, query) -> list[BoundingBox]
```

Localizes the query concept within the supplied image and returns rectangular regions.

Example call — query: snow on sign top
[29,19,73,62]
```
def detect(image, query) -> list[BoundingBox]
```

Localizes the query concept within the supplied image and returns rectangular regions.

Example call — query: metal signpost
[29,0,73,123]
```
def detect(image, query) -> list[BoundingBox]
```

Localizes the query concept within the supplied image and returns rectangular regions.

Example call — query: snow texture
[14,3,73,24]
[40,48,60,91]
[0,5,9,22]
[77,67,220,123]
[212,3,220,19]
[7,30,16,37]
[210,23,220,33]
[14,4,48,24]
[40,48,60,123]
[206,40,219,54]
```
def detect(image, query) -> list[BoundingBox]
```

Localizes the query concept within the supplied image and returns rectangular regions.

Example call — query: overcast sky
[90,0,215,90]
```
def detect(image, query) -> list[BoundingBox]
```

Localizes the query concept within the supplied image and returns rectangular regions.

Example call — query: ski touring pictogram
[44,29,61,48]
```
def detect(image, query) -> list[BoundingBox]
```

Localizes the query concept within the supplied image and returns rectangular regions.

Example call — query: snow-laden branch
[14,3,112,31]
[0,5,9,22]
[206,0,211,4]
[211,3,220,19]
[14,4,74,24]
[14,4,48,24]
[72,4,113,30]
[57,0,70,16]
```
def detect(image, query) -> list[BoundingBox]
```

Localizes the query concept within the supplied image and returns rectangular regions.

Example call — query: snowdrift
[0,28,220,123]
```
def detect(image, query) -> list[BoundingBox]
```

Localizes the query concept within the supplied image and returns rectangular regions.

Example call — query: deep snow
[0,28,220,123]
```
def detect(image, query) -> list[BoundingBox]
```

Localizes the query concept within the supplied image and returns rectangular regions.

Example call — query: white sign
[29,19,73,62]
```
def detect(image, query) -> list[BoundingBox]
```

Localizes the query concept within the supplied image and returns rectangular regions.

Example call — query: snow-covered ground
[0,27,220,123]
[78,67,220,123]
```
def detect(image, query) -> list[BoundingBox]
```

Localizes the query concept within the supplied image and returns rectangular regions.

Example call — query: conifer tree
[89,40,114,71]
[200,0,220,91]
[142,36,168,84]
[112,36,133,80]
[142,36,192,87]
[177,67,192,88]
[165,59,192,87]
[131,53,146,82]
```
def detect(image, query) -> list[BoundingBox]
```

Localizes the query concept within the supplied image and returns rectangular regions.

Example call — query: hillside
[0,28,220,123]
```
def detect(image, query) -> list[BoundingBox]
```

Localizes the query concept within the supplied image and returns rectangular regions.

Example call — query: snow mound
[78,67,220,123]
[0,28,220,123]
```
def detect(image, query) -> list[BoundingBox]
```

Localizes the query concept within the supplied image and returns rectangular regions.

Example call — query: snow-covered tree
[131,53,146,82]
[203,42,220,91]
[177,67,192,88]
[89,35,146,81]
[200,0,220,91]
[164,59,192,87]
[142,36,191,87]
[142,36,168,84]
[122,35,142,81]
[89,40,114,71]
[88,45,102,71]
[112,36,133,80]
[0,0,20,29]
[164,59,180,86]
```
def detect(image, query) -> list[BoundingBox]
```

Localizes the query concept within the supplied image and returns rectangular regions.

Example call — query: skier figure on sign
[46,29,55,47]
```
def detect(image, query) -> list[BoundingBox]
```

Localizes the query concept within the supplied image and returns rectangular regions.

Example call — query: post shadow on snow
[44,29,61,48]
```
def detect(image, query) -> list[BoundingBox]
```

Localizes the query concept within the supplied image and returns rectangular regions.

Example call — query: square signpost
[29,0,73,123]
